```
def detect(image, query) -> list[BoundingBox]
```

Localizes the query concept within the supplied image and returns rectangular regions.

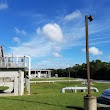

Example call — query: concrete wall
[0,71,25,96]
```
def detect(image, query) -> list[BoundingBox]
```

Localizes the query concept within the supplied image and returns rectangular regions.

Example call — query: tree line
[51,60,110,80]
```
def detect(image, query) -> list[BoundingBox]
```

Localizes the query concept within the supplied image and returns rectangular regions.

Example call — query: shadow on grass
[66,106,84,110]
[2,97,110,110]
[0,97,84,110]
[97,107,110,110]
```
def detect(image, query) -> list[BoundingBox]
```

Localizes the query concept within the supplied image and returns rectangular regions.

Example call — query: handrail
[0,55,31,79]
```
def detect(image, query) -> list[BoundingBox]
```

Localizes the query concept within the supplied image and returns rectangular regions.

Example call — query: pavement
[97,97,110,107]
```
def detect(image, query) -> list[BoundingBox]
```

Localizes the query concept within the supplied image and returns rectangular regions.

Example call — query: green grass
[0,81,110,110]
[0,86,9,91]
[30,77,75,81]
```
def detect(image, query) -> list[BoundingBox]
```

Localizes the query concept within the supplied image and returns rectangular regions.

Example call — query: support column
[45,71,47,77]
[14,77,18,96]
[18,71,24,96]
[26,77,30,95]
[84,96,97,110]
[38,71,41,78]
[48,71,51,78]
[34,71,36,77]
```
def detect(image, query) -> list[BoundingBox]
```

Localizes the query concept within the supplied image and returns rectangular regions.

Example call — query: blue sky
[0,0,110,69]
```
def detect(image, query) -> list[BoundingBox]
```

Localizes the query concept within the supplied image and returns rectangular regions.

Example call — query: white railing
[0,62,26,68]
[0,55,31,78]
[0,55,29,68]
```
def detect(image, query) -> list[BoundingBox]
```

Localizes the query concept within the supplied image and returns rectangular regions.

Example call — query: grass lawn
[0,86,9,91]
[30,77,75,81]
[0,81,110,110]
[0,86,9,93]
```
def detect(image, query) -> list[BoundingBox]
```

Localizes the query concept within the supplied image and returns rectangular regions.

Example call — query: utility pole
[84,15,97,110]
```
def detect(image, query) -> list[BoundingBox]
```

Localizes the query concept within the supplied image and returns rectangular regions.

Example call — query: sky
[0,0,110,69]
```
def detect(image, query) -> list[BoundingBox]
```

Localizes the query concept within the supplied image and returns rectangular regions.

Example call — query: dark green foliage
[52,60,110,80]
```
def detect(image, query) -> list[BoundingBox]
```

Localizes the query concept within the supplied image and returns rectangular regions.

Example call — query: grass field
[0,81,110,110]
[30,77,75,81]
[0,86,9,91]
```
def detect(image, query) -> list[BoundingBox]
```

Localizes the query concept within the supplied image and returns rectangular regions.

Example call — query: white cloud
[64,10,82,21]
[52,46,61,51]
[13,37,20,44]
[0,2,8,10]
[52,52,62,57]
[35,58,74,69]
[15,27,27,36]
[38,23,64,42]
[9,36,54,57]
[82,47,103,55]
[15,27,20,33]
[108,56,110,59]
[10,24,64,60]
[36,27,41,34]
[89,47,103,55]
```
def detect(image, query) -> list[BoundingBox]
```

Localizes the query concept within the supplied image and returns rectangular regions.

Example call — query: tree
[51,59,110,80]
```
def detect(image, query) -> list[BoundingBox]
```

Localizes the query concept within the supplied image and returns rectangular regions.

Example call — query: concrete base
[84,96,97,110]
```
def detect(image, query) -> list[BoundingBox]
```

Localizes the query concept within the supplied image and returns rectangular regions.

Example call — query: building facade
[30,69,52,78]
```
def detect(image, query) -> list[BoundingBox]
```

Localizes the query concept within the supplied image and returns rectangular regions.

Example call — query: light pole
[84,15,97,110]
[68,68,70,82]
[66,64,70,82]
[85,15,93,97]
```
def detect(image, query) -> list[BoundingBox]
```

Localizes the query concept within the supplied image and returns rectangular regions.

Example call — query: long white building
[30,69,52,78]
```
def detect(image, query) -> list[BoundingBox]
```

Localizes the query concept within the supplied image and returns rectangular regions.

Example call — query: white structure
[0,46,31,96]
[38,72,41,78]
[0,71,24,95]
[30,69,52,78]
[30,81,54,84]
[61,86,99,93]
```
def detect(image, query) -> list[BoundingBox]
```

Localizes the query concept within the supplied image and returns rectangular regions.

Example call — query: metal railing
[0,56,28,68]
[0,62,27,68]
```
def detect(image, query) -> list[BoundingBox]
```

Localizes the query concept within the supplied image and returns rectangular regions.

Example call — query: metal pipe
[26,56,31,78]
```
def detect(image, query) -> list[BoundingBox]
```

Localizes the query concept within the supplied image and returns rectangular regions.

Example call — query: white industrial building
[0,46,31,96]
[30,69,52,78]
